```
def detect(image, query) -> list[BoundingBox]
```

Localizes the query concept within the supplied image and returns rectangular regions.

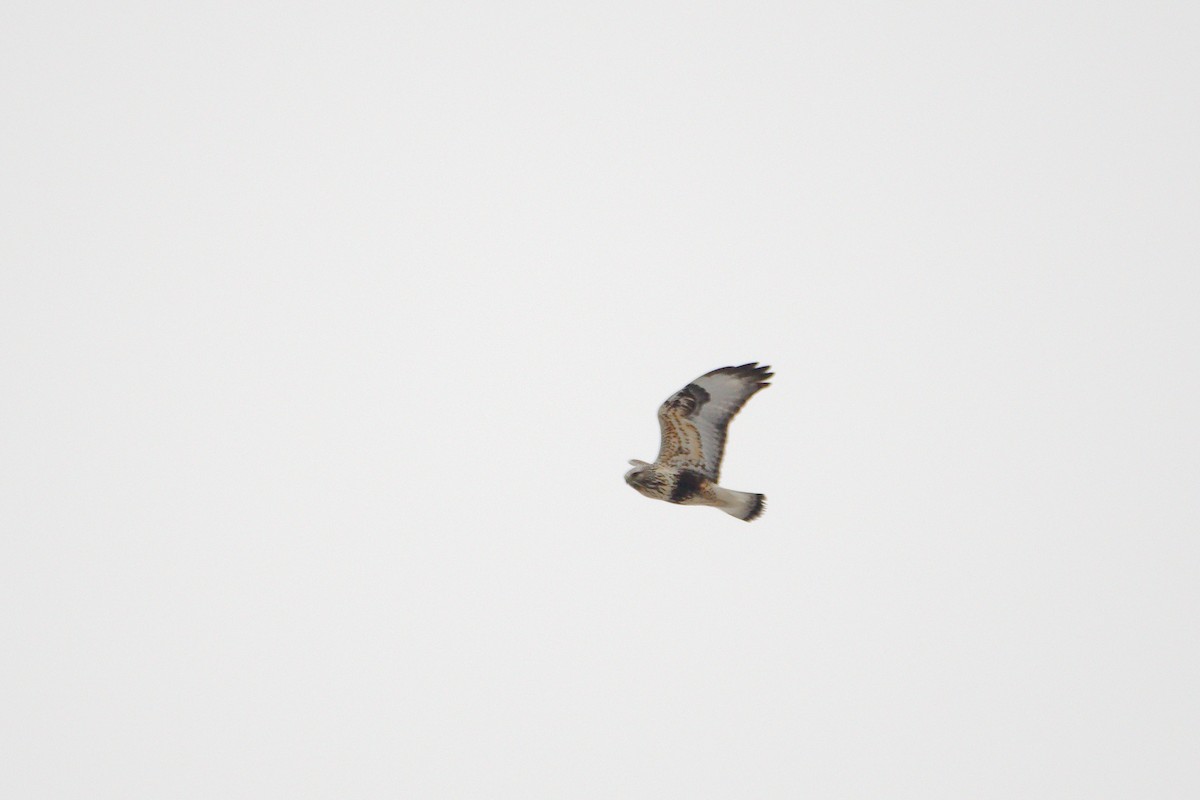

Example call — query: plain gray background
[3,2,1197,797]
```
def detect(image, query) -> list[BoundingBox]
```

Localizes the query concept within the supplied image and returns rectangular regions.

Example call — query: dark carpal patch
[672,383,705,419]
[669,469,705,503]
[684,383,710,408]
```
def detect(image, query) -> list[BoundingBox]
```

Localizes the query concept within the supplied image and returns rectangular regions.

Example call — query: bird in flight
[625,363,772,521]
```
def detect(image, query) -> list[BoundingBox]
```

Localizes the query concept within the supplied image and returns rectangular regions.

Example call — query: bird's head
[624,459,658,495]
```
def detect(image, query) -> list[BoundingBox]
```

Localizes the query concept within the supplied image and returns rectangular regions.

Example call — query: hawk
[625,363,772,521]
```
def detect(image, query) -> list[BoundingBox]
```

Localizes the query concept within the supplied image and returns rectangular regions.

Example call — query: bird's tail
[712,486,766,522]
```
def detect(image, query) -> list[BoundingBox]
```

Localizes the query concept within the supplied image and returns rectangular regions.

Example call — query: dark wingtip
[711,362,773,387]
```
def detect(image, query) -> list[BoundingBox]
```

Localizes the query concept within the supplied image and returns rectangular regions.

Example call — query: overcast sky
[3,2,1198,797]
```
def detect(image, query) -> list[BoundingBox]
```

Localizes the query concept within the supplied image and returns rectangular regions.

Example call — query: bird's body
[625,363,772,521]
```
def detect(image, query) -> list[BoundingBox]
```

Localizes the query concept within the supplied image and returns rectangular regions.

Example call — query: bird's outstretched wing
[655,363,772,480]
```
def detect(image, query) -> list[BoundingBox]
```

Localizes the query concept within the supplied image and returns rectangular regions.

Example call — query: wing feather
[655,363,772,480]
